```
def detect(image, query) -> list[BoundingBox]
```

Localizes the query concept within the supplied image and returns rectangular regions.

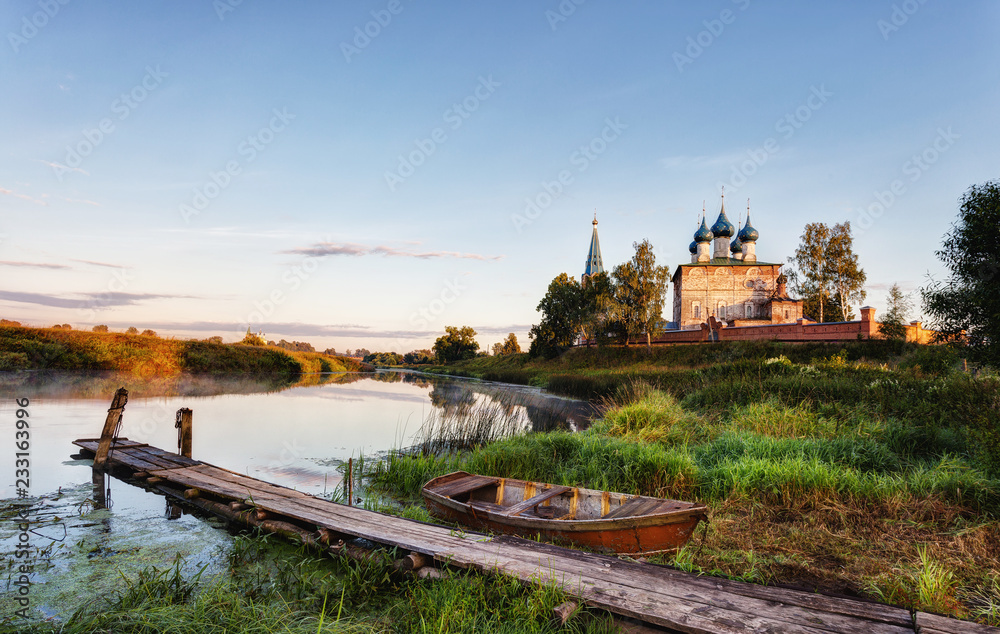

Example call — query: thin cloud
[0,187,48,206]
[285,241,503,261]
[136,320,532,341]
[0,260,70,270]
[34,159,89,177]
[71,259,126,269]
[0,290,196,310]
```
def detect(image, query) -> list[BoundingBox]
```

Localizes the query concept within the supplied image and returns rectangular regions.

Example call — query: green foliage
[492,332,522,356]
[788,222,866,322]
[610,239,670,348]
[433,325,480,364]
[403,349,434,364]
[528,273,589,358]
[878,282,912,340]
[364,351,403,366]
[922,179,1000,364]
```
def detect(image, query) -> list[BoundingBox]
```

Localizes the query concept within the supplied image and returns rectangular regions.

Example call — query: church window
[745,302,753,318]
[692,302,701,319]
[717,301,726,318]
[784,309,789,320]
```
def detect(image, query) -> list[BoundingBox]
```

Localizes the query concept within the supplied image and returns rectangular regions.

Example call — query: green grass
[374,348,1000,625]
[19,534,616,633]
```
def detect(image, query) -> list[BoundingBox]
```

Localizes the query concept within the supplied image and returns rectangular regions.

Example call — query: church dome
[689,241,698,255]
[694,218,713,243]
[711,209,735,238]
[730,237,742,254]
[738,214,759,243]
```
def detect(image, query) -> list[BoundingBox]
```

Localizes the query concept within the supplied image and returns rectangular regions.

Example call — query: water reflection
[0,370,594,497]
[0,370,596,623]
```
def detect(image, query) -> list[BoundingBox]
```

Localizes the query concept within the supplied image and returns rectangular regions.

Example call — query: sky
[1,1,998,353]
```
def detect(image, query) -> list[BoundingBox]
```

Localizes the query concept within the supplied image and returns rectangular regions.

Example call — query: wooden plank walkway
[74,438,996,634]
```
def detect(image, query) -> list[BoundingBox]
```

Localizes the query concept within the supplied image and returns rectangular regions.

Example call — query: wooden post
[92,468,107,509]
[93,388,128,470]
[176,408,192,458]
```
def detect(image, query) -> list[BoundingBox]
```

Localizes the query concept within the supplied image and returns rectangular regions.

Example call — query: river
[0,370,595,623]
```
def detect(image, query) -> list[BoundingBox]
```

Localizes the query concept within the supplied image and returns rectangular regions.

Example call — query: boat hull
[422,471,707,555]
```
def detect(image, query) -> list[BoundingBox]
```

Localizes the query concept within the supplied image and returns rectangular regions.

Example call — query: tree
[580,271,619,347]
[492,333,522,356]
[922,179,1000,362]
[433,326,480,363]
[126,326,139,335]
[827,222,866,320]
[878,283,912,340]
[403,349,434,364]
[140,329,157,337]
[204,336,224,344]
[92,325,109,333]
[788,222,866,322]
[610,239,669,348]
[528,273,589,357]
[323,347,338,356]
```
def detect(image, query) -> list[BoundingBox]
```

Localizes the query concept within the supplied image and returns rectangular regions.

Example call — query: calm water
[0,370,594,623]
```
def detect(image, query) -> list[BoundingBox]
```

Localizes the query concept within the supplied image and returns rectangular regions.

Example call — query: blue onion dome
[731,236,742,254]
[710,208,735,238]
[738,214,759,243]
[694,218,713,243]
[689,241,698,255]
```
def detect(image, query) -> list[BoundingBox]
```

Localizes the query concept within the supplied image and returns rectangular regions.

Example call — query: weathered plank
[431,474,499,498]
[916,611,999,633]
[469,541,910,634]
[495,537,913,629]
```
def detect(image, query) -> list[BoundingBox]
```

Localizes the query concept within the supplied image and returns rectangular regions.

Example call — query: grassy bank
[17,533,616,633]
[373,344,1000,625]
[0,325,368,376]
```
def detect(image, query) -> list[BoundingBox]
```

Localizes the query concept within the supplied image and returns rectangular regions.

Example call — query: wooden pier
[72,436,999,634]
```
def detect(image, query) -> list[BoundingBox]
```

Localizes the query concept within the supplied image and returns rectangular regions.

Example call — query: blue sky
[2,1,998,352]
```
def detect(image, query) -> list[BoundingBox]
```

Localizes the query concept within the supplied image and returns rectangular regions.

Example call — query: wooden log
[133,471,149,479]
[229,501,250,512]
[93,388,129,470]
[552,601,578,627]
[255,509,270,521]
[259,520,321,547]
[175,408,193,458]
[146,476,165,484]
[416,566,444,580]
[394,551,432,573]
[183,488,200,499]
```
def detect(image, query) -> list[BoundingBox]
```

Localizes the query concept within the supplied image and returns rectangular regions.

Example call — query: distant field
[0,325,368,376]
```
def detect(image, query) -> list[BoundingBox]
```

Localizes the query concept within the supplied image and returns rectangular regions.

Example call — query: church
[583,193,803,331]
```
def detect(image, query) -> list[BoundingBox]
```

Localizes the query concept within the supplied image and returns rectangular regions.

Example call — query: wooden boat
[422,471,708,555]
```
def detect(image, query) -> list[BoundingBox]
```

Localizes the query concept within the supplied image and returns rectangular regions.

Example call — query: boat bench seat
[468,500,504,513]
[435,475,500,499]
[501,486,571,517]
[602,496,684,519]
